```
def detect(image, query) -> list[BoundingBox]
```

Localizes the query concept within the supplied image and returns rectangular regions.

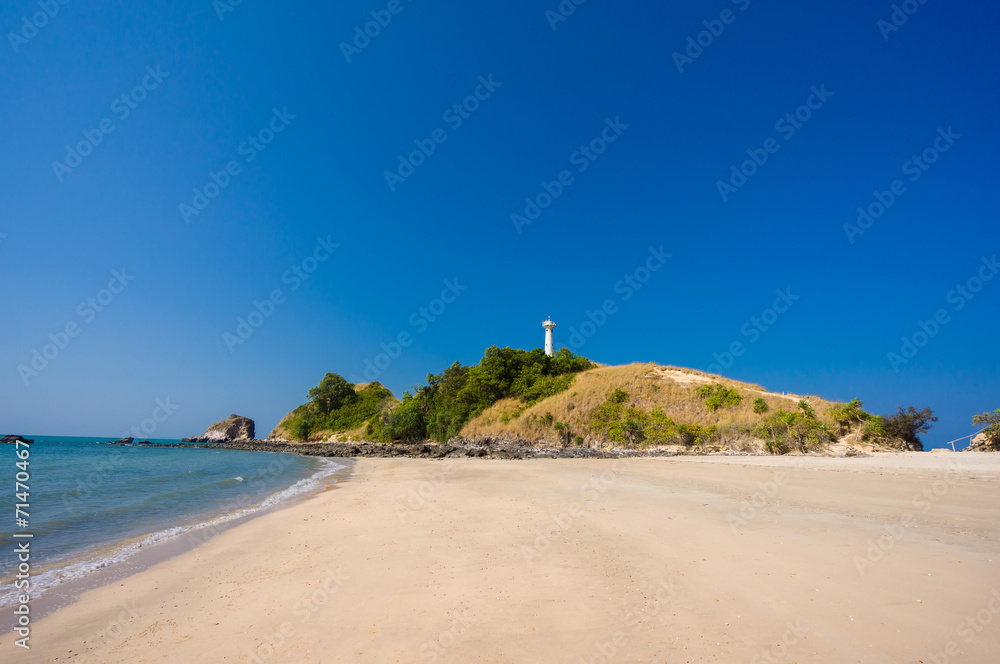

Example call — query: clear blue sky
[1,0,997,448]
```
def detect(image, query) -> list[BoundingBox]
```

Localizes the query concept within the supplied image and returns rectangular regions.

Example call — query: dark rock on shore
[1,435,33,444]
[132,435,683,460]
[105,434,688,459]
[112,437,134,445]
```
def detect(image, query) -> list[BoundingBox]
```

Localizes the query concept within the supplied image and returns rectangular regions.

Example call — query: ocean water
[0,436,346,606]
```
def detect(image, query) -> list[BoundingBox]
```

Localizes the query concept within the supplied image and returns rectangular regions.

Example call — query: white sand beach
[4,453,1000,663]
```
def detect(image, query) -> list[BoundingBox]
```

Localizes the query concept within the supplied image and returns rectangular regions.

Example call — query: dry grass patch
[461,362,843,441]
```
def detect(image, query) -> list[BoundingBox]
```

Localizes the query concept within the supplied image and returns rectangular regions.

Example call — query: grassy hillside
[460,363,847,453]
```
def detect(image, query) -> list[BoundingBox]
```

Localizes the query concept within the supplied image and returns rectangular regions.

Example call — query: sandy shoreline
[3,453,999,662]
[0,458,354,634]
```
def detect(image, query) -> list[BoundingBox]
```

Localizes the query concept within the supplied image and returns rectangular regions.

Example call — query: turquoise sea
[0,436,346,606]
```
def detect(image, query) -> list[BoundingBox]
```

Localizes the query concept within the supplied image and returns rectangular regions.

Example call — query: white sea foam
[0,458,347,607]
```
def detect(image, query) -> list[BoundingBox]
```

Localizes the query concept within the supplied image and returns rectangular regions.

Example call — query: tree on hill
[308,373,357,415]
[884,406,937,449]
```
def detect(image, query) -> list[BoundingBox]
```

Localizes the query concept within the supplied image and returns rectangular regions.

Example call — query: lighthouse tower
[542,317,556,357]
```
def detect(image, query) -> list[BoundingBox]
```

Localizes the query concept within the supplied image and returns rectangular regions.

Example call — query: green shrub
[863,417,886,440]
[676,424,718,446]
[293,419,312,441]
[765,437,789,454]
[829,398,873,435]
[753,408,834,451]
[609,388,629,404]
[695,384,743,411]
[753,398,769,415]
[586,391,718,447]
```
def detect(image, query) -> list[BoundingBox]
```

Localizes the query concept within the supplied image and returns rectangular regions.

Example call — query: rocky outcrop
[1,435,33,444]
[183,415,255,443]
[965,432,999,452]
[134,436,679,459]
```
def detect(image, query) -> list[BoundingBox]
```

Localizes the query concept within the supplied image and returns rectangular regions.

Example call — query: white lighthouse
[542,317,556,357]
